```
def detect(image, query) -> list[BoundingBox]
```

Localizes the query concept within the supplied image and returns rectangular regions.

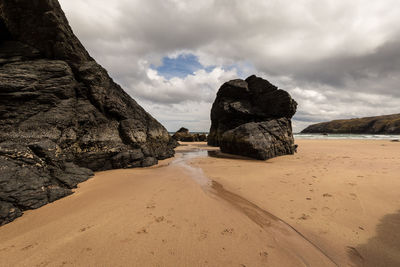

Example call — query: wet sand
[0,140,399,266]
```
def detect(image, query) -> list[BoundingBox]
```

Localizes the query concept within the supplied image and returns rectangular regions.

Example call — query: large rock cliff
[301,114,400,134]
[208,75,297,160]
[0,0,175,225]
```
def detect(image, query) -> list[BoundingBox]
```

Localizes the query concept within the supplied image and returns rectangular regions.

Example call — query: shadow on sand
[207,150,266,161]
[349,210,400,266]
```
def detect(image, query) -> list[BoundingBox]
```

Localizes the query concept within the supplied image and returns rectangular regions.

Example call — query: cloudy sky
[59,0,400,132]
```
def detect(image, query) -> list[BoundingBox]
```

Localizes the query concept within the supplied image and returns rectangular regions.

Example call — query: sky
[59,0,400,133]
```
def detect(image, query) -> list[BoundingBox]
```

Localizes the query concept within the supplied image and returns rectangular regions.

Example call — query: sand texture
[0,140,399,266]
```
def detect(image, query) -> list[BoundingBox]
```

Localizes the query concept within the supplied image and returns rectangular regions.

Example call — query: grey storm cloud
[59,0,400,132]
[280,37,400,95]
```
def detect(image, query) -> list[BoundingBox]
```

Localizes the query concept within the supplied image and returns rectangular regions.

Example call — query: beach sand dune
[0,140,399,266]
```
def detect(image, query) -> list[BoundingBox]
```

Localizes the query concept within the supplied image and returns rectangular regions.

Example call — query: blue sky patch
[152,53,215,79]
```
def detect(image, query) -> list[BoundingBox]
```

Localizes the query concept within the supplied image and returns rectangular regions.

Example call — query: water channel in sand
[172,148,338,266]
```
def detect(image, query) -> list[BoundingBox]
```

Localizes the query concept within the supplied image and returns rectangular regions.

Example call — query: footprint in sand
[137,228,148,234]
[21,242,38,251]
[79,225,94,232]
[154,216,165,222]
[298,214,311,220]
[349,193,357,200]
[146,203,156,209]
[198,230,209,241]
[171,224,181,229]
[35,261,50,267]
[0,245,15,252]
[221,228,234,235]
[323,193,333,197]
[310,207,318,213]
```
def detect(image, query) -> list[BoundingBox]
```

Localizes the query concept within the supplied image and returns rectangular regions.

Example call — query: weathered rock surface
[301,114,400,134]
[0,0,175,225]
[172,127,207,142]
[208,75,297,159]
[220,119,296,160]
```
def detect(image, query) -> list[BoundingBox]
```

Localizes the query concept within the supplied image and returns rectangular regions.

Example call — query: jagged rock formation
[0,0,175,225]
[301,114,400,134]
[208,75,297,160]
[172,128,207,142]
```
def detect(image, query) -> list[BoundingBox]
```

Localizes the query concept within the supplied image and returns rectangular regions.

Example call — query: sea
[169,132,400,140]
[294,133,400,140]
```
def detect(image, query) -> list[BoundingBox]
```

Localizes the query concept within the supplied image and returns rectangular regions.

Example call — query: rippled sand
[0,140,399,266]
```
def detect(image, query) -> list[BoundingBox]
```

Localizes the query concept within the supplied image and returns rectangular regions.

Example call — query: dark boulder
[220,119,296,160]
[208,75,297,160]
[172,128,207,142]
[0,0,175,225]
[197,134,207,142]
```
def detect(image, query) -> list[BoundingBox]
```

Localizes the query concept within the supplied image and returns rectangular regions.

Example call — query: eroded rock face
[220,119,296,160]
[0,0,175,225]
[208,75,297,160]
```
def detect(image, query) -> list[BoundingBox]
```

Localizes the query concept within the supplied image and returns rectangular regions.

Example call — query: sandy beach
[0,140,399,266]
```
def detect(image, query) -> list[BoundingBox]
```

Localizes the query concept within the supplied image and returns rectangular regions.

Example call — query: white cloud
[130,67,238,104]
[126,66,239,132]
[59,0,400,132]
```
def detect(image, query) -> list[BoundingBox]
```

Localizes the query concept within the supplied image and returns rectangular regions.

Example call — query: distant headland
[301,113,400,134]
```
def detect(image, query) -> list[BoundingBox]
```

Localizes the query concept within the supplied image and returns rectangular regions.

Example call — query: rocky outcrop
[172,128,207,142]
[301,114,400,134]
[220,119,296,160]
[0,0,175,225]
[208,75,297,160]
